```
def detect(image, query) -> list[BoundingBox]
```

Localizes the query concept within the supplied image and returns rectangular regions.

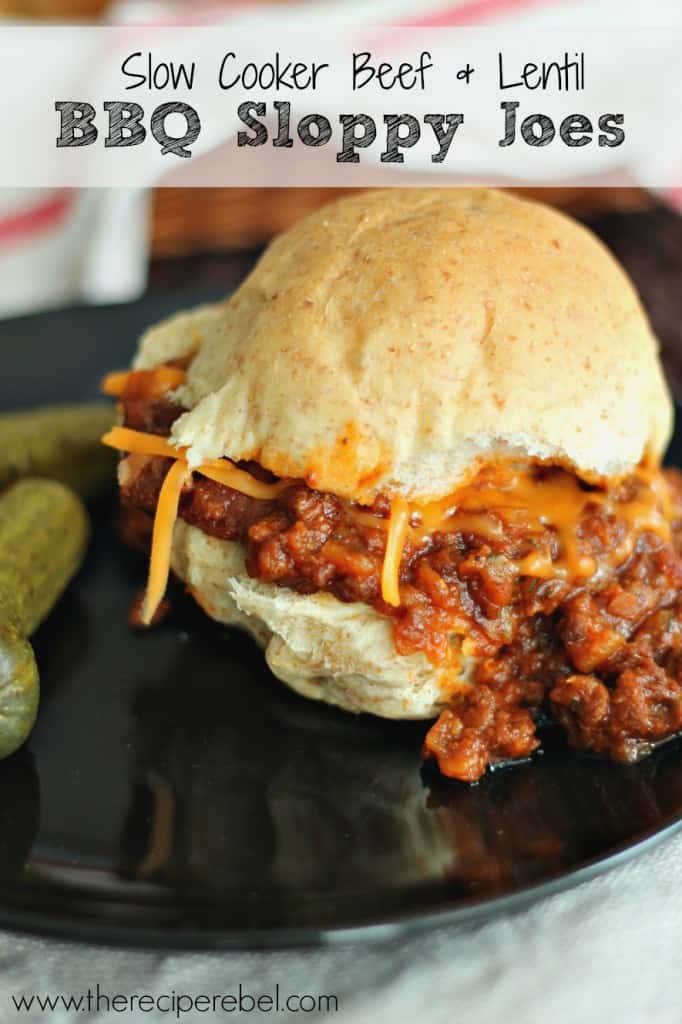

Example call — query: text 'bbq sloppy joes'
[102,188,682,782]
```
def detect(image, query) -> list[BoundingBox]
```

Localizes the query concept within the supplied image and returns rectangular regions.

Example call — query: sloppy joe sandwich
[102,188,682,782]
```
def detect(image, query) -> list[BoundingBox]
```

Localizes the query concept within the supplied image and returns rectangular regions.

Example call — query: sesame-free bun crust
[136,188,672,501]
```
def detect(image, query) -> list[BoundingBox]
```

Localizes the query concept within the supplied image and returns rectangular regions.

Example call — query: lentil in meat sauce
[118,395,682,782]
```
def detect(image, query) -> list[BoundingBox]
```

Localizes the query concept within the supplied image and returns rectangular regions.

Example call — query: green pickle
[0,403,115,498]
[0,479,89,758]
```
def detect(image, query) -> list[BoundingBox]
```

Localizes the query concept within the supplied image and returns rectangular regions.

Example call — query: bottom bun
[170,521,467,719]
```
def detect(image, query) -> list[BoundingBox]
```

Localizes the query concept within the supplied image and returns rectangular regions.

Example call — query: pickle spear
[0,403,115,498]
[0,479,89,758]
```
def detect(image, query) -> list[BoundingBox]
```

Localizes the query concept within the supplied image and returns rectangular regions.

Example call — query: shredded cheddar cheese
[102,428,288,499]
[198,460,291,501]
[102,427,183,461]
[141,459,190,626]
[102,425,294,622]
[102,421,674,624]
[101,367,186,399]
[381,497,410,607]
[101,372,131,397]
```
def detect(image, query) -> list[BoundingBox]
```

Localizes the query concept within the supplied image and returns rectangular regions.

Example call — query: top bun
[136,188,673,502]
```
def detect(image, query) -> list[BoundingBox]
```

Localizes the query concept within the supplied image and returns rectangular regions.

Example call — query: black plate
[2,287,682,950]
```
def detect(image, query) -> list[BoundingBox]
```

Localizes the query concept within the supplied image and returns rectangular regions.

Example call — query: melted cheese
[373,463,671,602]
[453,465,668,574]
[103,422,673,620]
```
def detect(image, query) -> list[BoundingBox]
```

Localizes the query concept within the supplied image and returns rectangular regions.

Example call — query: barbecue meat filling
[119,394,682,782]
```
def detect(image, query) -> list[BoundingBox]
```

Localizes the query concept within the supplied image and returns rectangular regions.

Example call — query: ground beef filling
[118,396,682,782]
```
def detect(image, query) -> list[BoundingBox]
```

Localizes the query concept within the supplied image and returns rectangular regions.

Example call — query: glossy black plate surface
[2,280,682,949]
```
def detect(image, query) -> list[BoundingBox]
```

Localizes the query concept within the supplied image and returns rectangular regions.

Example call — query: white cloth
[1,826,681,1024]
[0,190,149,318]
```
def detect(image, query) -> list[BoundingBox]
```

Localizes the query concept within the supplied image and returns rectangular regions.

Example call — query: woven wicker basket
[0,0,109,15]
[150,187,651,258]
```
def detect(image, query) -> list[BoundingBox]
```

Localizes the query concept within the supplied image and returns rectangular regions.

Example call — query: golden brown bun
[136,188,673,502]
